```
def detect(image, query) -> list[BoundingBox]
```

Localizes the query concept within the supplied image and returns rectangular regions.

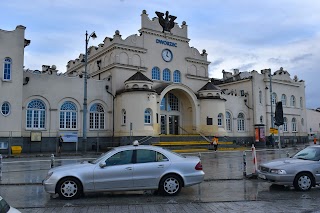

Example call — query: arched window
[283,117,288,132]
[272,92,277,105]
[168,93,179,111]
[160,93,179,112]
[173,70,181,83]
[237,113,245,132]
[160,97,166,111]
[260,116,263,124]
[300,97,303,108]
[144,109,152,124]
[226,112,232,131]
[281,94,286,106]
[290,95,296,107]
[122,109,126,125]
[3,58,12,81]
[259,91,262,104]
[60,101,77,129]
[218,113,223,126]
[1,101,10,116]
[162,68,171,81]
[292,118,297,132]
[89,103,105,129]
[301,118,304,126]
[26,99,46,129]
[151,67,160,80]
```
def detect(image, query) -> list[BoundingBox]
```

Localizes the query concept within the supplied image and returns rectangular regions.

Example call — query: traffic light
[274,101,284,126]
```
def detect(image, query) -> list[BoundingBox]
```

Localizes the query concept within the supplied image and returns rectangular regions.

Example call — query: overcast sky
[2,0,320,109]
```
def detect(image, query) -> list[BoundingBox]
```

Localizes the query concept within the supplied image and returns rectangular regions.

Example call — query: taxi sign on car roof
[133,140,139,146]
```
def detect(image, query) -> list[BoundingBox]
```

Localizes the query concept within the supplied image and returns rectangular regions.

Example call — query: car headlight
[44,171,53,181]
[270,169,287,174]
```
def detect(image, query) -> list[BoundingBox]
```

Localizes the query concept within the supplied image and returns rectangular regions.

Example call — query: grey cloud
[211,59,224,66]
[238,63,256,71]
[268,57,287,64]
[290,53,313,63]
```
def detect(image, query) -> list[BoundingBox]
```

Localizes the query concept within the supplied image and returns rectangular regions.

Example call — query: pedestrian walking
[211,136,219,151]
[58,135,63,154]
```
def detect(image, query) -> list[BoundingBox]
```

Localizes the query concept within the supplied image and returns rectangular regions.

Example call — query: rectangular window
[72,112,77,128]
[283,122,288,132]
[145,115,151,124]
[226,119,231,131]
[89,113,94,129]
[237,120,245,131]
[4,63,11,80]
[100,114,105,129]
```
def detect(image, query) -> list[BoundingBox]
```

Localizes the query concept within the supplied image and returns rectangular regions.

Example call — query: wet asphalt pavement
[1,143,320,212]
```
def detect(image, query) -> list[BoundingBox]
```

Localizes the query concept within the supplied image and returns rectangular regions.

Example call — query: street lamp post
[268,68,275,147]
[268,69,274,129]
[82,31,97,153]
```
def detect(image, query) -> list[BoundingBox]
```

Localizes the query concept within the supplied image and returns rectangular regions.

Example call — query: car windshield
[91,149,115,164]
[292,147,320,161]
[0,196,10,213]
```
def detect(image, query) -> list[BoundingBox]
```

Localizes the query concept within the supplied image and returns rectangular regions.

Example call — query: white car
[0,196,21,213]
[43,141,204,199]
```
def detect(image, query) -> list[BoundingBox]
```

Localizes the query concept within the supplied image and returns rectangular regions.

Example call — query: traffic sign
[270,128,278,134]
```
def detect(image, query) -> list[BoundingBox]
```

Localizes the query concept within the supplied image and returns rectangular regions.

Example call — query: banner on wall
[59,132,78,143]
[255,128,259,142]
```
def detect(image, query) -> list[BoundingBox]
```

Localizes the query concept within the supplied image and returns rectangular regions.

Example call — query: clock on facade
[162,49,173,62]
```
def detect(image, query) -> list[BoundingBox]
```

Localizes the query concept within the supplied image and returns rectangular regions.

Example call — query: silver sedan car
[257,145,320,191]
[43,142,204,199]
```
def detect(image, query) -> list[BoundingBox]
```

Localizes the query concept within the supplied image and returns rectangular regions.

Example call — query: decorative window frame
[290,95,296,107]
[217,113,223,127]
[225,111,232,131]
[26,99,46,130]
[151,67,160,80]
[59,101,78,130]
[121,109,126,125]
[283,117,288,132]
[237,113,245,132]
[291,117,297,132]
[3,57,12,81]
[162,68,171,82]
[281,94,286,106]
[1,101,10,116]
[173,70,181,83]
[144,108,152,124]
[89,103,105,130]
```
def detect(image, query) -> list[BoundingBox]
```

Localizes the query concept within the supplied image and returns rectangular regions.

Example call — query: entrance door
[160,115,167,134]
[169,115,179,135]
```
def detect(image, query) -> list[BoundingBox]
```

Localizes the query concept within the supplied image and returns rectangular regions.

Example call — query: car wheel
[159,174,182,196]
[293,172,313,191]
[57,177,82,199]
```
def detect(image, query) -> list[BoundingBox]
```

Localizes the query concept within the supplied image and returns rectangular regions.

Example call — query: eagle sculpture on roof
[155,11,177,33]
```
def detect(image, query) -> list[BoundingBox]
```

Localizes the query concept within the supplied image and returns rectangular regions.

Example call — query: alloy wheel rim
[164,177,179,194]
[298,175,311,190]
[61,180,78,197]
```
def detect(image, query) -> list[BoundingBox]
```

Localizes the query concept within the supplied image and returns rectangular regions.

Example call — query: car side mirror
[99,162,107,168]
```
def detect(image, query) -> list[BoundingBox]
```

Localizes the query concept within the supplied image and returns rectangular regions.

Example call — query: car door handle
[158,165,164,168]
[125,167,133,170]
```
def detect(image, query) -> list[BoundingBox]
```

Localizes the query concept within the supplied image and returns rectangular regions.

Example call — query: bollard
[0,154,2,181]
[50,154,55,168]
[243,151,247,177]
[198,152,202,201]
[251,144,258,174]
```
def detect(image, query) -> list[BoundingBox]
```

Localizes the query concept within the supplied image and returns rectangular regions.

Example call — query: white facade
[0,10,314,152]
